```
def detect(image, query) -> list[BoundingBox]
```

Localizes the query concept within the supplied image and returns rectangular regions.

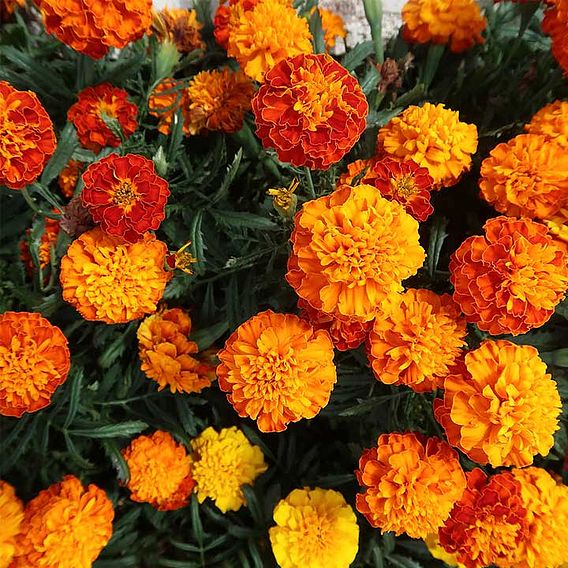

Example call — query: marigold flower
[0,311,70,418]
[287,184,425,322]
[525,100,568,148]
[148,78,190,136]
[545,208,568,251]
[338,158,380,186]
[402,0,486,53]
[189,426,267,512]
[154,8,204,53]
[37,0,153,59]
[67,84,138,154]
[424,533,464,568]
[543,0,568,77]
[356,432,466,538]
[122,430,195,510]
[137,308,215,394]
[316,7,347,51]
[377,103,478,188]
[435,340,561,468]
[213,0,259,50]
[439,469,528,568]
[450,216,568,335]
[58,159,84,199]
[253,53,368,170]
[0,81,56,190]
[11,475,114,568]
[20,215,61,279]
[267,179,299,218]
[60,227,171,324]
[217,310,336,432]
[368,289,466,392]
[269,488,359,568]
[81,153,170,243]
[1,0,24,21]
[0,480,24,568]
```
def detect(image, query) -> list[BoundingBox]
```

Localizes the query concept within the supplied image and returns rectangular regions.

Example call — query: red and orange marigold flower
[253,53,368,170]
[542,0,568,76]
[338,158,380,187]
[525,100,568,148]
[153,7,204,53]
[213,0,260,50]
[0,480,24,568]
[148,78,190,136]
[20,216,61,276]
[58,159,84,199]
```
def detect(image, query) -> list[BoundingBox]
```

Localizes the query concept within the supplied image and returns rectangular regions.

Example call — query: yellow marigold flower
[480,134,568,221]
[189,426,267,512]
[0,480,24,568]
[269,488,359,568]
[368,289,467,392]
[60,227,171,324]
[315,7,347,51]
[12,475,114,568]
[402,0,486,53]
[227,0,313,82]
[424,533,464,568]
[435,340,562,468]
[154,8,205,53]
[377,103,478,188]
[122,430,195,511]
[137,308,215,394]
[525,100,568,148]
[545,207,568,251]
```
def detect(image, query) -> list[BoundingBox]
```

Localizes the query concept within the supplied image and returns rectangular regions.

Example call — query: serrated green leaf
[70,421,148,439]
[342,41,375,72]
[40,123,79,187]
[427,217,449,277]
[190,320,228,351]
[212,210,279,231]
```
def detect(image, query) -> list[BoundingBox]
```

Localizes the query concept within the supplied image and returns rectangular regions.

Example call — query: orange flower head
[227,0,312,82]
[316,7,347,50]
[543,0,568,77]
[137,308,215,394]
[0,480,24,568]
[402,0,486,53]
[525,100,568,148]
[338,158,380,186]
[0,311,70,418]
[450,216,568,335]
[60,227,171,324]
[67,83,138,154]
[81,153,170,243]
[122,430,195,511]
[368,289,467,392]
[435,340,562,468]
[253,53,368,170]
[287,184,425,323]
[154,8,204,53]
[545,207,568,252]
[213,0,260,50]
[58,159,84,199]
[439,469,528,568]
[11,475,114,568]
[377,103,478,188]
[356,432,466,538]
[217,310,336,432]
[20,216,61,276]
[1,0,24,21]
[148,78,190,136]
[0,81,56,190]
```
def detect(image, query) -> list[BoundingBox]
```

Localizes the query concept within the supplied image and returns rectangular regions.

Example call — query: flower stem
[21,186,61,219]
[363,0,384,65]
[304,167,316,199]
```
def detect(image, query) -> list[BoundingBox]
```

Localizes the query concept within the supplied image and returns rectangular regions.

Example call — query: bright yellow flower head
[189,427,267,513]
[269,488,359,568]
[525,100,568,148]
[0,481,24,568]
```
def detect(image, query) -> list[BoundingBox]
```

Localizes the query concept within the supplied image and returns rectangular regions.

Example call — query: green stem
[21,186,61,219]
[363,0,384,65]
[304,167,316,199]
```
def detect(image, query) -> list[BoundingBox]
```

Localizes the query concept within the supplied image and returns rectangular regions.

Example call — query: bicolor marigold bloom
[253,53,368,170]
[439,469,528,568]
[122,430,195,511]
[20,216,61,275]
[435,340,562,468]
[11,475,114,568]
[189,426,267,512]
[316,7,347,51]
[0,480,24,568]
[58,160,84,199]
[424,533,464,568]
[338,158,380,186]
[81,153,170,243]
[269,488,359,568]
[148,78,190,136]
[227,0,312,82]
[154,8,204,53]
[213,0,260,50]
[542,0,568,76]
[0,311,70,418]
[0,81,56,190]
[37,0,153,59]
[450,216,568,335]
[356,432,466,538]
[67,84,138,154]
[287,184,425,322]
[402,0,486,53]
[60,227,171,324]
[525,100,568,148]
[368,289,467,392]
[377,103,478,188]
[137,308,215,394]
[217,310,336,432]
[479,134,568,221]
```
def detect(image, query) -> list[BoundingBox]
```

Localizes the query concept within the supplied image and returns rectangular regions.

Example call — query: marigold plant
[525,100,568,148]
[1,0,24,21]
[58,159,84,198]
[20,216,60,275]
[542,0,568,76]
[0,480,23,568]
[148,78,190,136]
[338,158,381,186]
[154,8,204,54]
[317,7,347,51]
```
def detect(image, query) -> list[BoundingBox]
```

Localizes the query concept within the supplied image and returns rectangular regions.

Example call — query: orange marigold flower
[545,207,568,252]
[137,308,215,394]
[37,0,152,59]
[435,339,562,468]
[356,432,466,538]
[122,430,195,511]
[439,469,528,568]
[377,103,478,188]
[0,480,24,568]
[287,184,425,322]
[424,533,464,568]
[1,0,24,21]
[0,81,56,190]
[525,100,568,148]
[402,0,486,53]
[217,310,336,432]
[253,53,368,170]
[0,311,70,418]
[20,216,61,275]
[148,78,190,136]
[213,0,259,50]
[338,158,380,186]
[60,227,171,324]
[67,83,138,154]
[316,7,347,51]
[449,216,568,335]
[58,159,84,199]
[543,0,568,77]
[11,475,114,568]
[479,134,568,221]
[368,289,467,392]
[81,153,170,243]
[154,8,204,53]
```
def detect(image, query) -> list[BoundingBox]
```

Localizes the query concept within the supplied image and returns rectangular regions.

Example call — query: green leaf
[40,123,79,187]
[210,149,243,206]
[69,421,148,439]
[542,349,568,368]
[342,41,375,72]
[211,210,280,231]
[190,320,229,351]
[63,367,84,428]
[101,439,130,483]
[427,217,449,277]
[308,7,326,54]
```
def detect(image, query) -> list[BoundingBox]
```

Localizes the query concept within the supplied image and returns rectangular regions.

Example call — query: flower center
[390,174,417,198]
[97,100,117,119]
[112,180,139,209]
